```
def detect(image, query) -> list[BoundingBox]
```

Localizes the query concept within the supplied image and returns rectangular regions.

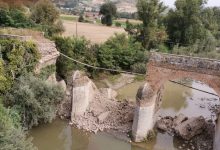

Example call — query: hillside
[87,0,137,12]
[53,0,137,13]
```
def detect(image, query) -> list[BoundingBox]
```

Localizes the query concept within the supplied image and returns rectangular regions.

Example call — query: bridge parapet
[149,52,220,76]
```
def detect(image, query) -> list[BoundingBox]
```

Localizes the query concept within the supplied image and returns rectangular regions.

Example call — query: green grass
[60,15,78,21]
[134,75,145,81]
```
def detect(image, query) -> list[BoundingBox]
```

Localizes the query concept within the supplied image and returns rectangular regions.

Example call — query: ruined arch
[132,52,220,142]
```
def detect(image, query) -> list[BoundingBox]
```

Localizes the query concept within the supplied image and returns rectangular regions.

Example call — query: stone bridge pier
[132,52,220,147]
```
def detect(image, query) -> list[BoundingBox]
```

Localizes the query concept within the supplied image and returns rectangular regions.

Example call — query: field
[62,20,126,44]
[60,14,78,21]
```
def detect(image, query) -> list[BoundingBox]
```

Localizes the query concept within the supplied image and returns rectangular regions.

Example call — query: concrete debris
[156,114,207,140]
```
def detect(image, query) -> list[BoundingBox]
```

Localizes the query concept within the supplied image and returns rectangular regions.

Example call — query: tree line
[100,0,220,58]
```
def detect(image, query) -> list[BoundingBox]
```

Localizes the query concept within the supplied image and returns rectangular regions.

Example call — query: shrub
[31,0,59,25]
[98,33,147,71]
[0,103,36,150]
[4,74,64,129]
[54,36,96,79]
[131,63,147,74]
[0,39,40,94]
[38,65,56,80]
[115,21,122,27]
[0,59,11,93]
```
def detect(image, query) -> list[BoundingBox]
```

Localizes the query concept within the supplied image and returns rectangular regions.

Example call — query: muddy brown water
[30,79,219,150]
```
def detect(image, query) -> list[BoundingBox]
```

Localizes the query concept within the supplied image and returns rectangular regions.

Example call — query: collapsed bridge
[132,52,220,150]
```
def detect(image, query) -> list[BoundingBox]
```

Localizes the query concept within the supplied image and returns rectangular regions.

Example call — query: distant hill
[53,0,137,13]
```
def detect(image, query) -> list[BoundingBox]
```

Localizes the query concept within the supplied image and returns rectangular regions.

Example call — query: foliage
[117,12,138,19]
[4,74,64,129]
[78,14,84,22]
[0,103,36,150]
[31,0,59,25]
[54,36,94,79]
[0,39,40,94]
[131,63,147,74]
[165,0,207,45]
[125,0,167,49]
[172,33,220,59]
[0,0,64,36]
[201,8,219,38]
[99,2,117,26]
[38,65,56,80]
[98,33,147,71]
[54,34,148,78]
[0,4,34,28]
[115,21,122,27]
[0,59,10,94]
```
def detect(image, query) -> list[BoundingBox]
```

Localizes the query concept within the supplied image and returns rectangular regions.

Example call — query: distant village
[51,0,137,16]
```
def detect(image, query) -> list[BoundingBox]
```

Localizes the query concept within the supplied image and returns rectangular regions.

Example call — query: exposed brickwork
[146,52,220,104]
[150,52,220,77]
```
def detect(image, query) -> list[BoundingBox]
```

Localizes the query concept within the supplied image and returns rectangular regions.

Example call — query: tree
[126,0,167,49]
[31,0,59,25]
[200,7,220,48]
[99,2,117,26]
[78,14,84,22]
[166,0,207,45]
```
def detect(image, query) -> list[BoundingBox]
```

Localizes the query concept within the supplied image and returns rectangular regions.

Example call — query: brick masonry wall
[149,52,220,77]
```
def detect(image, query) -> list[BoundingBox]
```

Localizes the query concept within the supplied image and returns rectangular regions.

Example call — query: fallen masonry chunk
[174,116,206,140]
[172,113,188,128]
[156,116,173,132]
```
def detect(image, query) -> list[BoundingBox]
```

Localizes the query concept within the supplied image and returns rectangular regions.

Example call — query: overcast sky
[162,0,220,7]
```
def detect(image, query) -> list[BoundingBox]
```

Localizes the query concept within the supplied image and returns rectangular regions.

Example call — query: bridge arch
[132,52,220,142]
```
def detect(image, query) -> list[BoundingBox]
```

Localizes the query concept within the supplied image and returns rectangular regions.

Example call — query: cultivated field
[62,20,126,44]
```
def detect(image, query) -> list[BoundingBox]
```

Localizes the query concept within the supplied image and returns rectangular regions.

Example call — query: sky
[162,0,220,7]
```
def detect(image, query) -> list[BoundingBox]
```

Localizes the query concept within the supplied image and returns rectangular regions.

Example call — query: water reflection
[161,81,191,111]
[159,80,219,120]
[31,118,156,150]
[117,81,144,101]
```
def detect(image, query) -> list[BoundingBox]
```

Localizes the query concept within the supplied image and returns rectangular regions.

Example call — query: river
[30,79,219,150]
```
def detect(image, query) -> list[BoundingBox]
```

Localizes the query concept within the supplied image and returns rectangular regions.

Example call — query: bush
[54,36,97,79]
[98,33,147,71]
[0,103,36,150]
[0,39,40,94]
[115,21,121,27]
[38,65,56,80]
[131,63,147,74]
[4,74,64,129]
[0,59,10,93]
[0,7,33,28]
[31,0,59,25]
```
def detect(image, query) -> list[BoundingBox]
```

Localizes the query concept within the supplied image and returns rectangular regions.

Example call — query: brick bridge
[132,52,220,149]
